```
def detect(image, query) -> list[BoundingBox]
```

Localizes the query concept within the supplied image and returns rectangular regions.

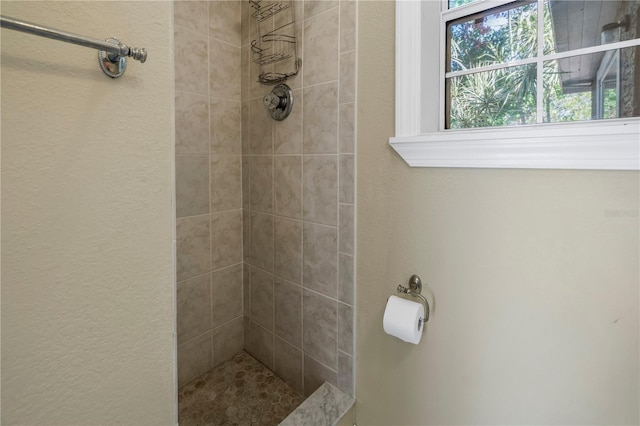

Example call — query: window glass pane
[543,47,639,123]
[448,0,480,9]
[447,1,537,72]
[447,64,537,129]
[545,0,640,53]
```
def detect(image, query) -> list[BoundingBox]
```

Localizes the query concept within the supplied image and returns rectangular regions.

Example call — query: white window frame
[389,0,640,170]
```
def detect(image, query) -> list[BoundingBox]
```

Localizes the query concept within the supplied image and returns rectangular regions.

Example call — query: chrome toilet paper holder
[397,274,430,325]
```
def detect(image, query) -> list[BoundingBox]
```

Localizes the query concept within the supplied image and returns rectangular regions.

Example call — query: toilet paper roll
[383,295,424,344]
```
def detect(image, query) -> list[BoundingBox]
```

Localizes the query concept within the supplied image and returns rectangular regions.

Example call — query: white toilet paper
[383,295,424,344]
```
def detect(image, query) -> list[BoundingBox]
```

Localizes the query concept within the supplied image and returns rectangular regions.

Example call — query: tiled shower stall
[174,0,356,398]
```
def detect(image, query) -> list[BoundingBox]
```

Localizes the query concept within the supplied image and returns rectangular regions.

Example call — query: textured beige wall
[356,1,639,425]
[1,1,176,424]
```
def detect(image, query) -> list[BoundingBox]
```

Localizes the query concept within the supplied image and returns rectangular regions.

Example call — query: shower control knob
[263,83,294,121]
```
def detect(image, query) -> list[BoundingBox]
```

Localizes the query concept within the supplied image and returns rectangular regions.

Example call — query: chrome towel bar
[0,14,147,78]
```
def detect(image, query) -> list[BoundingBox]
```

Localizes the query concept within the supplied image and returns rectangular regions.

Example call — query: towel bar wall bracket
[0,15,147,78]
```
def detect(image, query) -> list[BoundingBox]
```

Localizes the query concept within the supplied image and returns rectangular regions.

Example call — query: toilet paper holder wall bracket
[397,274,430,325]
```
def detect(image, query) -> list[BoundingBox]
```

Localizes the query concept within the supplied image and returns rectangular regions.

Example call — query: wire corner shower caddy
[250,0,301,84]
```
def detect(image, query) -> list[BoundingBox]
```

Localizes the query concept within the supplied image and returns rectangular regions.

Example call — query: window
[390,0,640,170]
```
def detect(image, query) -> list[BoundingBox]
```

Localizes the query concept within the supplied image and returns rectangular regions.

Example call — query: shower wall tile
[303,289,337,368]
[250,212,274,272]
[337,303,353,355]
[274,90,303,154]
[338,253,354,306]
[174,28,209,95]
[210,38,241,101]
[337,352,354,397]
[275,337,303,392]
[178,332,212,387]
[177,215,211,282]
[339,154,354,204]
[176,155,210,218]
[339,102,355,154]
[303,354,337,397]
[175,1,209,35]
[303,155,338,226]
[250,322,274,369]
[340,1,356,53]
[238,0,356,397]
[177,274,212,344]
[243,209,251,263]
[243,264,251,316]
[339,51,356,104]
[211,316,244,366]
[303,6,339,86]
[338,203,354,255]
[304,0,338,19]
[210,98,241,155]
[211,264,243,328]
[249,156,273,213]
[210,156,242,212]
[241,45,250,101]
[248,97,273,154]
[274,217,303,284]
[211,210,242,270]
[274,156,302,219]
[251,268,274,331]
[303,222,338,298]
[176,91,209,155]
[274,278,302,347]
[303,82,338,154]
[209,0,241,47]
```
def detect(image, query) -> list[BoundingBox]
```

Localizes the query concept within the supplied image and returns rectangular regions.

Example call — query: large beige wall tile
[210,38,241,101]
[210,98,241,155]
[251,268,274,331]
[338,203,354,255]
[174,1,209,35]
[175,28,209,95]
[337,352,354,397]
[303,7,339,85]
[250,212,274,272]
[176,91,210,155]
[177,215,211,281]
[338,102,355,154]
[337,302,353,355]
[303,155,338,226]
[275,337,303,392]
[177,274,212,344]
[178,332,212,387]
[209,1,241,46]
[211,264,243,327]
[274,217,303,284]
[211,210,242,270]
[210,156,242,212]
[303,82,338,154]
[304,0,338,19]
[303,222,338,298]
[339,51,356,104]
[339,1,356,53]
[176,155,210,218]
[274,278,303,347]
[337,253,354,306]
[274,156,303,219]
[303,290,337,368]
[339,154,354,204]
[249,156,273,213]
[249,322,275,369]
[211,317,244,366]
[303,354,337,397]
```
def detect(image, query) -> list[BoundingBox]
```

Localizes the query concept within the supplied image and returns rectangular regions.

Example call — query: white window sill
[389,119,640,170]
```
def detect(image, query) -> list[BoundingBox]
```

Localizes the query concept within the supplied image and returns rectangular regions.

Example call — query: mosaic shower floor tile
[178,351,305,426]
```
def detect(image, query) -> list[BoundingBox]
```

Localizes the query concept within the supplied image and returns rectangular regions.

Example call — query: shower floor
[178,351,305,425]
